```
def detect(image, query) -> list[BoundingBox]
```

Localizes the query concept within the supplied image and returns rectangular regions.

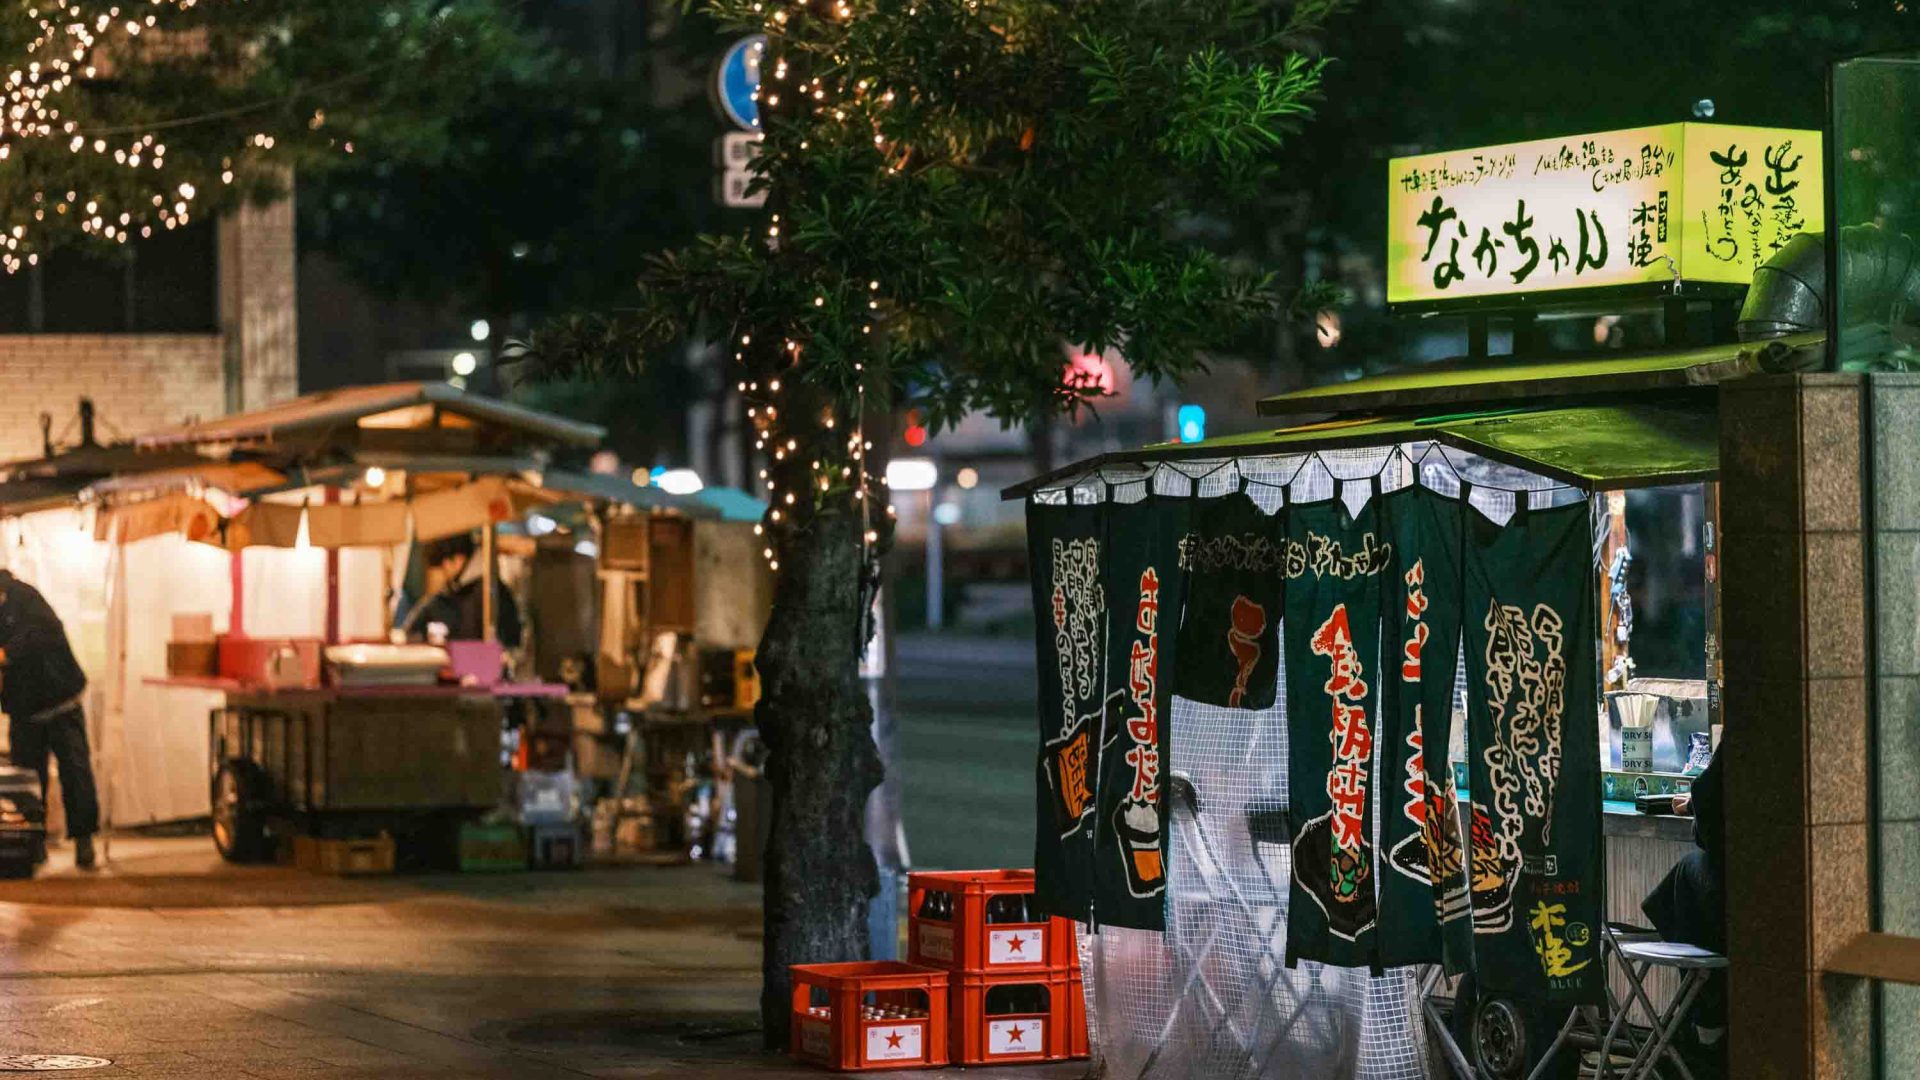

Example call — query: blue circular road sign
[715,34,767,132]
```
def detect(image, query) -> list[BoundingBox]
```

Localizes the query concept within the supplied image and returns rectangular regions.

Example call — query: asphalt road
[889,632,1037,873]
[0,838,1085,1079]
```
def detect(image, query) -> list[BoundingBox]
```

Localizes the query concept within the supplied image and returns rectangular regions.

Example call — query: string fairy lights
[710,0,930,579]
[0,0,371,271]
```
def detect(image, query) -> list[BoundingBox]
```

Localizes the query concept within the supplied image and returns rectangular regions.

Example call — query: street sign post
[713,34,766,132]
[715,131,767,209]
[712,35,768,207]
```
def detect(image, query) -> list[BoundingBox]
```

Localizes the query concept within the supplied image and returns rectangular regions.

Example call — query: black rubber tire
[1472,995,1531,1078]
[211,761,271,863]
[1472,992,1577,1080]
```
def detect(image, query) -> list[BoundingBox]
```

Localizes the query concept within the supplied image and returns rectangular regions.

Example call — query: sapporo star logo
[1006,1024,1026,1045]
[1007,935,1026,955]
[884,1031,904,1050]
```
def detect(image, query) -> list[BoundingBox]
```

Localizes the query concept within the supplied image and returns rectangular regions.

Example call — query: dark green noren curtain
[1173,491,1285,711]
[1461,496,1605,1005]
[1377,484,1474,970]
[1091,494,1192,931]
[1026,498,1107,921]
[1283,490,1393,969]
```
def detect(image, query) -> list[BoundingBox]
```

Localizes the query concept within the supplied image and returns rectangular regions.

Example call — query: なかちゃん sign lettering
[1387,123,1822,308]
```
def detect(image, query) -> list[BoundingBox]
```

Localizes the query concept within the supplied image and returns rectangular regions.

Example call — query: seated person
[400,533,522,648]
[1641,744,1724,1075]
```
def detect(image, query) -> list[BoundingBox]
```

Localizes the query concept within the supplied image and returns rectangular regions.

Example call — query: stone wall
[0,334,224,461]
[0,191,300,464]
[1720,373,1873,1080]
[219,191,299,412]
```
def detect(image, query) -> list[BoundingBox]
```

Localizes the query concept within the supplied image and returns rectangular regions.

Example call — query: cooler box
[0,766,45,878]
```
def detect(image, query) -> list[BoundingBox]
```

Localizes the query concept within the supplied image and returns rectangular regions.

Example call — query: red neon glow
[1063,352,1116,396]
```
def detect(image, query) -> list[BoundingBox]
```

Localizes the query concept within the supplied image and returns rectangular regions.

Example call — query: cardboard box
[171,613,215,642]
[293,835,395,876]
[166,641,219,677]
[602,516,649,572]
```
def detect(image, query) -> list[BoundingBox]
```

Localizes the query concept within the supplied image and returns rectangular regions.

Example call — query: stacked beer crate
[789,960,951,1071]
[907,869,1088,1066]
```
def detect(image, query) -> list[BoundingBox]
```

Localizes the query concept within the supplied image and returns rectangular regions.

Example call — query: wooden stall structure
[0,383,769,867]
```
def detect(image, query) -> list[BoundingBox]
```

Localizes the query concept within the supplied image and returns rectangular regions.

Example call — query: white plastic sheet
[0,508,399,825]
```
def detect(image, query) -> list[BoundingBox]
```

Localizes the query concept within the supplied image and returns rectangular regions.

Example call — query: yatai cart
[0,382,717,865]
[206,683,557,863]
[1003,122,1824,1078]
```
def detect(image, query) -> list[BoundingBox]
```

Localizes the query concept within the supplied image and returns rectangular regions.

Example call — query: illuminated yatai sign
[1386,123,1823,308]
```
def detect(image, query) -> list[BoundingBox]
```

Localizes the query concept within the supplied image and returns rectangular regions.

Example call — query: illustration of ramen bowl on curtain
[1469,803,1519,931]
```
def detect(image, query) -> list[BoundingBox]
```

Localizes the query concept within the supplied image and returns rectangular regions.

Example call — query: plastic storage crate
[906,869,1077,974]
[292,834,394,876]
[948,968,1088,1065]
[528,823,585,870]
[789,960,950,1071]
[458,823,527,872]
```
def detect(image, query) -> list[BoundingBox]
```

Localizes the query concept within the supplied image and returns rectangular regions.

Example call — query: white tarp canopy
[0,505,395,827]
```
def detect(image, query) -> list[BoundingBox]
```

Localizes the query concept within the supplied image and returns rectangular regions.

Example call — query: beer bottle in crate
[984,984,1048,1016]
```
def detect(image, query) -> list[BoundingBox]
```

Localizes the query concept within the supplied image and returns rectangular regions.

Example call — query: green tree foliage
[0,1,536,265]
[525,0,1350,1045]
[538,0,1347,429]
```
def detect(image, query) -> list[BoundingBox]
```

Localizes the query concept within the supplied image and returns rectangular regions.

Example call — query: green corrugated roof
[1257,333,1821,418]
[1436,401,1717,487]
[1002,396,1716,497]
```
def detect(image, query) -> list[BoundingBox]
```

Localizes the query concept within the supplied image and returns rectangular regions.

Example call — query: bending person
[0,570,97,870]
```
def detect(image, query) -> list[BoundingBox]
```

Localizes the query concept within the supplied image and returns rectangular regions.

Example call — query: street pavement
[0,837,1086,1079]
[890,633,1037,872]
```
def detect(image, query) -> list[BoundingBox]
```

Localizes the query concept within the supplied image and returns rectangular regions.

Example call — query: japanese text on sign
[1387,123,1822,306]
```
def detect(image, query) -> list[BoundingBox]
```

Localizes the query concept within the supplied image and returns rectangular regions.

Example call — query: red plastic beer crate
[948,968,1089,1066]
[788,961,950,1071]
[906,869,1080,974]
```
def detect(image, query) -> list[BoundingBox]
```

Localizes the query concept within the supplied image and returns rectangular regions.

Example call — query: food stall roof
[1255,332,1821,418]
[692,485,772,522]
[1004,394,1721,497]
[0,385,682,521]
[1007,333,1822,498]
[528,469,712,516]
[132,382,606,450]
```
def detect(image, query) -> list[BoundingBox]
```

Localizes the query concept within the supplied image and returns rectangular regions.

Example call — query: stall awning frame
[1003,392,1719,497]
[1253,332,1820,418]
[1004,334,1824,499]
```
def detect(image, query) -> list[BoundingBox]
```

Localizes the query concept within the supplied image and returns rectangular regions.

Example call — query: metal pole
[482,522,498,643]
[323,489,340,645]
[924,489,943,631]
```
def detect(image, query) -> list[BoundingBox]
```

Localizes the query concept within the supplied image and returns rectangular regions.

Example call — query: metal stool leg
[1523,1004,1589,1080]
[1624,969,1709,1080]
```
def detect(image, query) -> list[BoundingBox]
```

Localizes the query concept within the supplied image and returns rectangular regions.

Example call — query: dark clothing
[1689,744,1724,872]
[0,571,87,722]
[413,578,522,649]
[10,705,98,839]
[1642,748,1727,1028]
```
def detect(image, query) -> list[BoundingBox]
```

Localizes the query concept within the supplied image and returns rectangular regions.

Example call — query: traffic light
[1177,404,1206,443]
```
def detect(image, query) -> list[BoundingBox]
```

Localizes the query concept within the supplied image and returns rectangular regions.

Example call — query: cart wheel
[212,761,270,863]
[0,857,31,880]
[1472,996,1529,1078]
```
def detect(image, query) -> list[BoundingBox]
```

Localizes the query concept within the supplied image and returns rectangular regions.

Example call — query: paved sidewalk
[0,838,1088,1079]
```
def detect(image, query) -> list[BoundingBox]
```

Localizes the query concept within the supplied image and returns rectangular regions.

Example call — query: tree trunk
[755,489,885,1048]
